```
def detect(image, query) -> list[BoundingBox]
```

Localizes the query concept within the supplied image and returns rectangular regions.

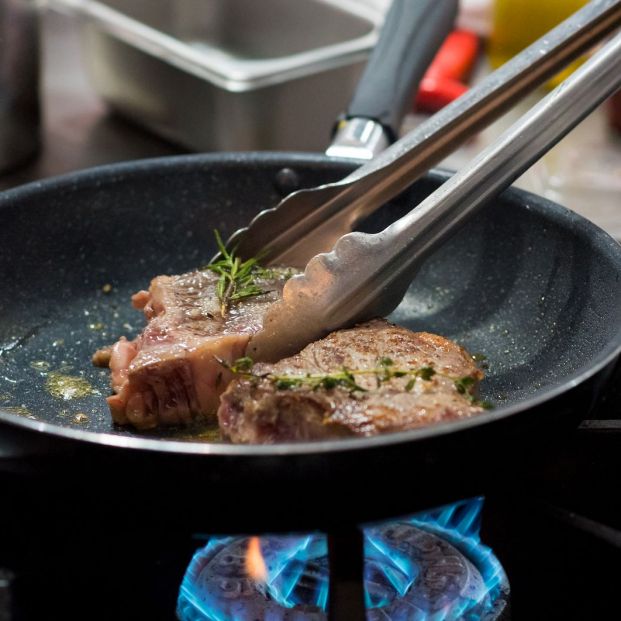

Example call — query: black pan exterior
[0,153,620,529]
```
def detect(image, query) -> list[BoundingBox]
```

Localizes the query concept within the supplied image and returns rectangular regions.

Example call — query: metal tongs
[230,0,621,362]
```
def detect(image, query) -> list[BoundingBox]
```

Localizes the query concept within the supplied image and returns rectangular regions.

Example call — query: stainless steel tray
[49,0,385,151]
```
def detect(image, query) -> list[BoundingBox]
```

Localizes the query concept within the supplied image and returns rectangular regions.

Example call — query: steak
[100,268,292,430]
[218,319,485,443]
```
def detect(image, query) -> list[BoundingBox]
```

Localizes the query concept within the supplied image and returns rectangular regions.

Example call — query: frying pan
[1,5,621,533]
[2,155,620,531]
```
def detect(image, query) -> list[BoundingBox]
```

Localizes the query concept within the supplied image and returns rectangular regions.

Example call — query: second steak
[218,319,486,443]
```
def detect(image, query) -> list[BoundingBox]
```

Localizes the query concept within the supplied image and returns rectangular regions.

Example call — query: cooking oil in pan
[45,372,97,401]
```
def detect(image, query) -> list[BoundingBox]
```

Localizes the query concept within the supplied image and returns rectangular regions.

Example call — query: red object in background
[609,91,621,134]
[415,30,480,113]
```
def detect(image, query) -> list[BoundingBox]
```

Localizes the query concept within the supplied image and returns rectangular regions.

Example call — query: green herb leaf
[453,375,491,408]
[213,353,492,409]
[418,366,436,381]
[276,378,299,390]
[320,376,338,390]
[231,356,254,373]
[454,376,476,395]
[259,360,438,396]
[206,230,270,316]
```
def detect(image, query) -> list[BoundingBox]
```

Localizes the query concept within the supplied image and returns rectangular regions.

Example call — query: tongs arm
[249,27,621,362]
[231,0,621,267]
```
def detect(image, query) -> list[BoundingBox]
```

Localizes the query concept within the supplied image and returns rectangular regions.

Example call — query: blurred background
[1,0,620,236]
[0,3,620,620]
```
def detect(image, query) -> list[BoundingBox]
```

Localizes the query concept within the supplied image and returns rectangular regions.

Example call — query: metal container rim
[49,0,385,91]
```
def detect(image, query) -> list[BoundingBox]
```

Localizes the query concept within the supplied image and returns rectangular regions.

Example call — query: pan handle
[327,0,459,159]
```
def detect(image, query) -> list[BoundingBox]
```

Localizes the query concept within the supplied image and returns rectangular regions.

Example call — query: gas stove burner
[366,523,495,619]
[177,499,509,621]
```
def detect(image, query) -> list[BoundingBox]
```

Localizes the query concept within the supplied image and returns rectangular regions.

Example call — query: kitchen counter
[2,8,620,239]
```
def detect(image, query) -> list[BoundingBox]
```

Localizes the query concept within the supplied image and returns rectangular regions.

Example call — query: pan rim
[1,344,620,456]
[1,152,620,457]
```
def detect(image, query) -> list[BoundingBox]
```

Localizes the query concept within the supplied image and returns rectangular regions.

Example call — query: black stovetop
[0,359,620,621]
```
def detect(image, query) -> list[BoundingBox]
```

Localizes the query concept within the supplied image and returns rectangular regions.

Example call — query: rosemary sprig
[206,230,269,317]
[220,355,491,407]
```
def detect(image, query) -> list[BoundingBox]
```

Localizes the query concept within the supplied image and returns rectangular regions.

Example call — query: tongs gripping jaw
[248,24,621,362]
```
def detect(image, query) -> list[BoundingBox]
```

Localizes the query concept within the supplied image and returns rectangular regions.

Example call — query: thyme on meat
[471,352,489,370]
[270,368,368,393]
[454,375,492,408]
[206,230,270,317]
[219,355,491,407]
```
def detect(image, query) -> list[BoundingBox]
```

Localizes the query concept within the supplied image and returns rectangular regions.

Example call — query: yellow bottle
[488,0,587,86]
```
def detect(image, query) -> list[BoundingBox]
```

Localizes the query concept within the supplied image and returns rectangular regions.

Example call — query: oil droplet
[45,372,96,401]
[73,412,89,424]
[173,424,222,442]
[102,283,113,294]
[30,360,51,371]
[2,406,35,419]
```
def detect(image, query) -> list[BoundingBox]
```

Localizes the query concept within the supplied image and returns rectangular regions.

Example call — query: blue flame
[364,530,418,608]
[407,497,505,617]
[263,534,328,609]
[177,497,506,621]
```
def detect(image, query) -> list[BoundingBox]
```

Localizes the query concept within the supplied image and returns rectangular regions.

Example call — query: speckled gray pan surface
[0,153,620,456]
